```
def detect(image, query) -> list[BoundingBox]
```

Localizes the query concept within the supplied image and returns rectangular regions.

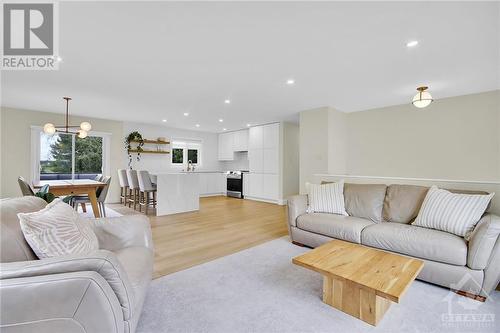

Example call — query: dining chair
[72,174,103,213]
[17,177,35,196]
[117,169,129,205]
[126,169,140,210]
[137,170,157,215]
[72,176,112,216]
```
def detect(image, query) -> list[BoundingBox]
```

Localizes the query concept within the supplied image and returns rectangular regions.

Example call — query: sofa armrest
[89,214,153,252]
[0,250,135,320]
[0,271,124,333]
[467,214,500,270]
[287,195,308,229]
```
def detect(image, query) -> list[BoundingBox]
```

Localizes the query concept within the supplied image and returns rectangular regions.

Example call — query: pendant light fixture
[43,97,91,138]
[412,86,433,108]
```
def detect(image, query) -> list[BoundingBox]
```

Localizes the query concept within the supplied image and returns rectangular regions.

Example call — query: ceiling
[2,1,499,133]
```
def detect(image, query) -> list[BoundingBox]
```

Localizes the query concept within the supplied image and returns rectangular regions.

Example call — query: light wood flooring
[109,196,288,278]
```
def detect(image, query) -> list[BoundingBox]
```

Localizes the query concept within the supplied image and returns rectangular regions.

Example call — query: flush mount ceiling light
[219,118,224,122]
[162,119,167,122]
[412,86,434,108]
[43,97,91,138]
[183,112,189,116]
[286,79,295,85]
[406,40,419,48]
[224,99,231,104]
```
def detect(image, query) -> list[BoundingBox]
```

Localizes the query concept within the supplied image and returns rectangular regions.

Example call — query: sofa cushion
[382,184,429,223]
[296,213,374,243]
[306,181,348,216]
[0,196,47,263]
[344,183,387,222]
[361,223,467,266]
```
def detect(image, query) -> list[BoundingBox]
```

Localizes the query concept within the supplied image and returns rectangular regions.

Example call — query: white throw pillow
[306,181,348,216]
[18,199,99,259]
[413,186,494,237]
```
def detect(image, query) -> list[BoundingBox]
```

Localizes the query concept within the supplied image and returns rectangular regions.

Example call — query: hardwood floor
[109,196,288,278]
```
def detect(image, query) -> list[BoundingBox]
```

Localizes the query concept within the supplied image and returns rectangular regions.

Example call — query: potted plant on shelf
[125,131,144,168]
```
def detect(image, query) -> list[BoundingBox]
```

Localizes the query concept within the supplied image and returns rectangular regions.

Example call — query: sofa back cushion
[383,184,429,223]
[0,196,47,263]
[344,183,387,222]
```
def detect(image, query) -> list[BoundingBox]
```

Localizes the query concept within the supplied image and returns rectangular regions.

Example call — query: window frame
[31,126,111,183]
[170,139,202,168]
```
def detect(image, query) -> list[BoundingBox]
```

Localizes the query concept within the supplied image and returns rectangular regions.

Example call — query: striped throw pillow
[413,186,494,237]
[18,199,99,259]
[307,181,348,216]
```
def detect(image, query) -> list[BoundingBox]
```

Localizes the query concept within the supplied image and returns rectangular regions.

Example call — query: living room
[0,1,499,332]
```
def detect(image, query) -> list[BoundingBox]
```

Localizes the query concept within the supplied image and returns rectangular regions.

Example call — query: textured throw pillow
[18,199,99,259]
[306,181,348,216]
[413,186,494,237]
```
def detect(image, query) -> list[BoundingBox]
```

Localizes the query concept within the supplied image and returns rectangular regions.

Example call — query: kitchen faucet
[187,160,194,172]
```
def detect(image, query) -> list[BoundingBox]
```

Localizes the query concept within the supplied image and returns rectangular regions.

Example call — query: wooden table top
[33,180,106,189]
[292,240,424,303]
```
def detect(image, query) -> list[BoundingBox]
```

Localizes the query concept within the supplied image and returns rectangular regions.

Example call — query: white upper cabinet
[218,130,249,160]
[263,123,279,149]
[233,129,249,151]
[248,126,264,150]
[218,132,234,160]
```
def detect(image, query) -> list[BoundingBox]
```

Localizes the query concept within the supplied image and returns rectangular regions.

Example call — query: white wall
[123,122,222,172]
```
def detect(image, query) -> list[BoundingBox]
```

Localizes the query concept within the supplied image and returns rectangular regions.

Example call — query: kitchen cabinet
[218,129,249,160]
[199,173,226,196]
[218,132,234,160]
[233,129,249,151]
[244,123,282,203]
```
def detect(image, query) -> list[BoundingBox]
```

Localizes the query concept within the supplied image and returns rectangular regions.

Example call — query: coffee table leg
[322,276,391,326]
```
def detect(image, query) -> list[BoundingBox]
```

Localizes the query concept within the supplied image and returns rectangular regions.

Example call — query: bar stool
[137,170,157,215]
[117,169,129,205]
[126,169,140,210]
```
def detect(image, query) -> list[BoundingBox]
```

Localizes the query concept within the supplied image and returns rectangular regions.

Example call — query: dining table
[33,179,106,218]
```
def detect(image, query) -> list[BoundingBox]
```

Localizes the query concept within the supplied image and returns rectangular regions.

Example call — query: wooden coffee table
[292,240,424,326]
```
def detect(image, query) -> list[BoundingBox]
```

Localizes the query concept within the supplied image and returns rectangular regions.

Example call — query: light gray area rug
[137,237,499,333]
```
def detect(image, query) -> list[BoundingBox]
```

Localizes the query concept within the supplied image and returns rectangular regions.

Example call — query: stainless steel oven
[226,171,244,198]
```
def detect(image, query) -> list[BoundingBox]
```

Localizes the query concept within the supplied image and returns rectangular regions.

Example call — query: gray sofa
[287,183,500,300]
[0,196,154,333]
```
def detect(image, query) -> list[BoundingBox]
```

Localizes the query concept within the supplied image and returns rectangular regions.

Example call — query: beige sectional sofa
[287,183,500,300]
[0,196,154,333]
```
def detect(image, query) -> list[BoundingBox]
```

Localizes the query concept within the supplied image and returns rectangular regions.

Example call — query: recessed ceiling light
[162,119,167,122]
[286,79,295,85]
[195,124,200,128]
[224,99,231,104]
[219,118,224,122]
[406,40,419,47]
[246,124,251,127]
[183,112,189,116]
[222,128,227,131]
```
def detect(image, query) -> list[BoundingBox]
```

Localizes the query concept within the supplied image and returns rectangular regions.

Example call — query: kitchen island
[150,172,200,216]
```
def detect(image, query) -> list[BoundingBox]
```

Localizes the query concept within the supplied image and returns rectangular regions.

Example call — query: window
[33,127,110,182]
[172,148,184,164]
[171,140,202,167]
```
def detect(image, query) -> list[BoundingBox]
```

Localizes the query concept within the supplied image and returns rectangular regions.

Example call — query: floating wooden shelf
[128,149,170,154]
[131,139,170,144]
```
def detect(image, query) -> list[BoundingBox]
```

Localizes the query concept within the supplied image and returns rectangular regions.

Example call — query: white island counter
[150,172,200,216]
